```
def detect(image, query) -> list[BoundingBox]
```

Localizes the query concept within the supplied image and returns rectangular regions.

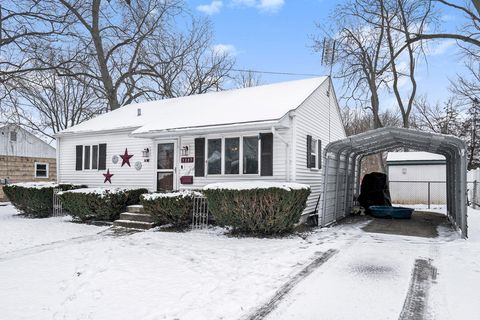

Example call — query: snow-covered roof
[57,77,327,136]
[386,152,446,162]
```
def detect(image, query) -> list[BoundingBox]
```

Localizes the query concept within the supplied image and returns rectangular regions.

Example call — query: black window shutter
[75,145,83,171]
[98,144,107,170]
[306,135,312,168]
[194,138,205,177]
[260,133,273,176]
[318,140,322,169]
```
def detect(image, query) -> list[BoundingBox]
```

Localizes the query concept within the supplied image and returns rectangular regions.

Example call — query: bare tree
[382,0,433,128]
[406,0,480,48]
[314,1,391,129]
[142,19,234,98]
[0,1,76,90]
[40,0,187,110]
[234,70,263,88]
[3,70,104,140]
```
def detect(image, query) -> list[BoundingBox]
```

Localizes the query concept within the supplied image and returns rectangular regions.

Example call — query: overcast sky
[189,0,469,110]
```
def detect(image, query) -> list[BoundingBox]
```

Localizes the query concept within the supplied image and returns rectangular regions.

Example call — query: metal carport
[320,127,468,237]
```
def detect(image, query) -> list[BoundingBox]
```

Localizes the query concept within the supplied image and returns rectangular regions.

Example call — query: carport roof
[325,127,465,158]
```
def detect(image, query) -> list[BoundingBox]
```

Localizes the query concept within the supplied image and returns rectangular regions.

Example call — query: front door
[157,141,176,192]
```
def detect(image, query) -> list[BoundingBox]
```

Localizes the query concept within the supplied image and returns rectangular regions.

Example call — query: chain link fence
[389,180,479,209]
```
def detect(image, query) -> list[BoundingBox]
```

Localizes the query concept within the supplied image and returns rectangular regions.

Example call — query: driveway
[0,204,479,320]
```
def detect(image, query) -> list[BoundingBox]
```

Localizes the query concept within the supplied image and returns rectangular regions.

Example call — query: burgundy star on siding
[103,169,114,184]
[120,148,133,167]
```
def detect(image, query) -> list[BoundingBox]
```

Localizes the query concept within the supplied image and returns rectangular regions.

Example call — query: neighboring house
[387,151,447,204]
[0,125,57,201]
[55,77,346,219]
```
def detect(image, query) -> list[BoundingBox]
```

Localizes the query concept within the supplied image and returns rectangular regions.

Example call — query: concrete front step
[127,205,144,213]
[119,212,154,223]
[113,220,154,230]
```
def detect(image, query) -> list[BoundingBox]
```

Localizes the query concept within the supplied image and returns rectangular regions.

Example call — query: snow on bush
[203,182,311,235]
[7,182,59,189]
[141,190,201,227]
[203,181,310,191]
[3,183,85,218]
[59,188,148,222]
[141,190,203,201]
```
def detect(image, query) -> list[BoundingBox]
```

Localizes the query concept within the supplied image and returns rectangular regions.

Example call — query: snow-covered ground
[0,203,479,320]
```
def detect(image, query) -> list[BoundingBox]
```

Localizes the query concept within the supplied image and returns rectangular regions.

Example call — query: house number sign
[181,157,194,163]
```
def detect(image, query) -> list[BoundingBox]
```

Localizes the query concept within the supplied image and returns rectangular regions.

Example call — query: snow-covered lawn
[0,203,479,320]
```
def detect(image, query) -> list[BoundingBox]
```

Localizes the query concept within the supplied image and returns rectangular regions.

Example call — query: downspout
[56,137,60,183]
[271,111,295,181]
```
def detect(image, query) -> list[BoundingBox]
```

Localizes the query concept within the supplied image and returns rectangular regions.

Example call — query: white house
[387,151,447,204]
[55,77,346,218]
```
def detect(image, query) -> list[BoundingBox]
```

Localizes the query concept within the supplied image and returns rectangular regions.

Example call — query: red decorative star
[103,169,114,184]
[120,148,134,167]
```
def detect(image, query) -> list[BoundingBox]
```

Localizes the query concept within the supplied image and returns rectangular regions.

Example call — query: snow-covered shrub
[59,188,148,222]
[3,183,86,218]
[203,182,311,235]
[141,191,202,227]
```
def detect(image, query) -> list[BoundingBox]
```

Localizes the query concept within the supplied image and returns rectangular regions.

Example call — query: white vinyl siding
[58,131,154,190]
[292,79,346,219]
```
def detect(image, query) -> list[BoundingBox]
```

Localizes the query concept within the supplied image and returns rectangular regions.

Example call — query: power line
[228,68,323,77]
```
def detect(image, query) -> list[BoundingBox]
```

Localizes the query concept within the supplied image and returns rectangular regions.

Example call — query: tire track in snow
[398,258,437,320]
[244,249,338,320]
[0,228,117,262]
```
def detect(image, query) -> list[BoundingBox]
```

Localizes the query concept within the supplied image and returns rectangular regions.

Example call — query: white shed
[55,77,346,219]
[387,151,447,205]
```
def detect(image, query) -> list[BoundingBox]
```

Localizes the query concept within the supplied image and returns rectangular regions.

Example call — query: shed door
[157,142,177,192]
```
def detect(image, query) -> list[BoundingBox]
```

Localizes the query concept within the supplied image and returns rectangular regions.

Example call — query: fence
[192,195,209,229]
[389,180,479,209]
[52,188,65,217]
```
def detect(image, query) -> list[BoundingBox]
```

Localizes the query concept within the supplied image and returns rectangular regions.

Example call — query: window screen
[243,136,258,174]
[207,139,222,175]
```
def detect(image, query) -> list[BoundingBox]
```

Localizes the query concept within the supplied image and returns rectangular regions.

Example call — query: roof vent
[137,108,142,116]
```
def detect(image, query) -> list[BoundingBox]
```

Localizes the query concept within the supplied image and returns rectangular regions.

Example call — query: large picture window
[207,139,222,175]
[224,138,240,174]
[243,136,259,174]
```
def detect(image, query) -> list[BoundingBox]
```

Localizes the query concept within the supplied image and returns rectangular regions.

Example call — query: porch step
[113,220,154,230]
[127,205,144,213]
[119,212,154,223]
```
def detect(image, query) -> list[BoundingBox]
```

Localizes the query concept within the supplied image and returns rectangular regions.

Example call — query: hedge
[141,191,201,227]
[203,182,311,235]
[59,188,148,222]
[3,183,86,218]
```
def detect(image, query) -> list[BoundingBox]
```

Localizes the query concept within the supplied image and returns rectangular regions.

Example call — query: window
[310,138,318,169]
[225,138,240,174]
[243,136,259,174]
[10,131,17,142]
[307,135,321,169]
[92,145,99,170]
[35,163,48,178]
[207,139,222,175]
[84,146,91,170]
[76,144,102,171]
